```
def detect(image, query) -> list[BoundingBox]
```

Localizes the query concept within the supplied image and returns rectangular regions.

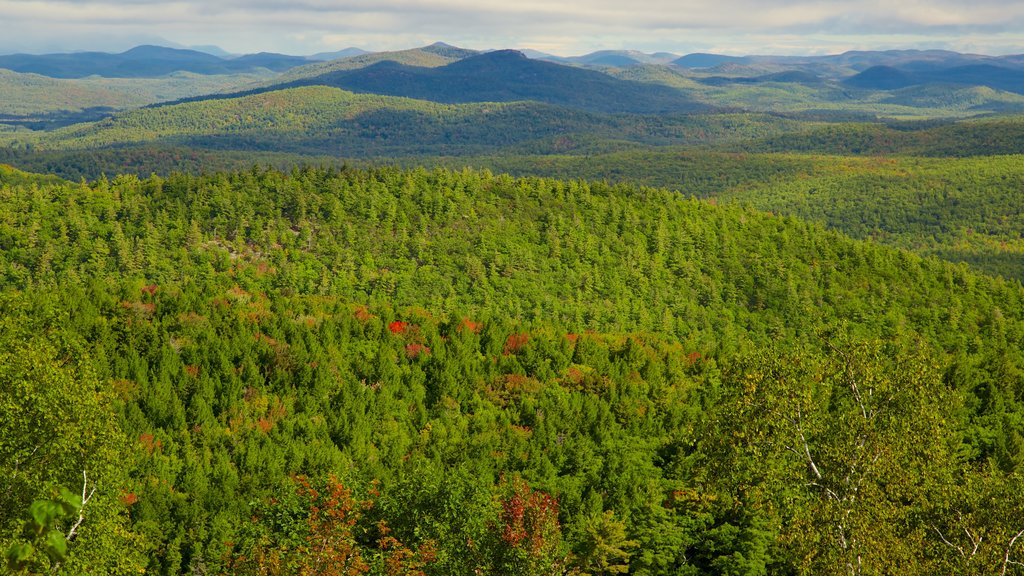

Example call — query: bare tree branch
[66,470,96,541]
[1002,528,1024,576]
[794,405,823,480]
[932,524,966,558]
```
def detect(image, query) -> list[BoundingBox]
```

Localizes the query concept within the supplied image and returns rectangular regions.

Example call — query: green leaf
[28,500,59,532]
[43,530,68,563]
[58,487,82,516]
[5,542,34,571]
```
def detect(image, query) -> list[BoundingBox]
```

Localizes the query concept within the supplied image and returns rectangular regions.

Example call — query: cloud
[0,0,1022,55]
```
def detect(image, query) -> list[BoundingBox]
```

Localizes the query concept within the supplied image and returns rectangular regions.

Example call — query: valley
[1,39,1023,576]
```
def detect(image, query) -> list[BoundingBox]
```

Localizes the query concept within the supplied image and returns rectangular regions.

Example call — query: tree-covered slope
[434,149,1024,280]
[0,86,802,157]
[715,154,1024,280]
[0,68,278,120]
[1,166,1023,575]
[278,50,706,114]
[730,116,1024,156]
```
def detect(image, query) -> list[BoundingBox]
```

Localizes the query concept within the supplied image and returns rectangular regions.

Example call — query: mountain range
[0,45,315,78]
[264,49,706,113]
[4,42,1024,134]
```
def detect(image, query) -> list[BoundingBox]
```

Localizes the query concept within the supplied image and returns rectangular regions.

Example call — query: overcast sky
[1,0,1023,56]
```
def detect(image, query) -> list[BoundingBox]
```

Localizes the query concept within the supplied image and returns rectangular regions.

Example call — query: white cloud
[0,0,1022,55]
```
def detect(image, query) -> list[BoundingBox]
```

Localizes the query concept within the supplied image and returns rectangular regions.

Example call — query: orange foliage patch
[388,320,409,334]
[499,477,561,555]
[354,305,374,323]
[120,301,156,315]
[120,492,139,506]
[459,317,482,334]
[184,364,200,378]
[405,343,431,359]
[139,432,163,454]
[565,366,586,385]
[110,378,139,400]
[177,311,205,325]
[503,333,530,355]
[256,418,273,434]
[227,286,251,301]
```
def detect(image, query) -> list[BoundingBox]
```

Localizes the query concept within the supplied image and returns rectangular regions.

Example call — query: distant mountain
[0,45,313,78]
[843,65,915,90]
[307,48,368,61]
[271,49,704,113]
[189,45,233,58]
[672,49,1024,76]
[570,50,680,66]
[520,49,567,61]
[845,63,1024,93]
[419,41,479,60]
[227,52,312,72]
[673,53,746,68]
[275,44,477,83]
[697,70,823,86]
[527,50,680,67]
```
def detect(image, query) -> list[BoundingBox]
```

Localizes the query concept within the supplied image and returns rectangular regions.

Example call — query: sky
[1,0,1023,57]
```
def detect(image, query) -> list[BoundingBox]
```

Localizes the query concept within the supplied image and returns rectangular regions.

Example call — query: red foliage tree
[493,476,566,575]
[503,333,530,355]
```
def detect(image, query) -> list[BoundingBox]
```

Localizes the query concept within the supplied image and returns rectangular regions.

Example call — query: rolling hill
[0,68,275,117]
[845,63,1024,94]
[251,50,706,114]
[0,44,313,78]
[0,86,804,159]
[274,42,479,83]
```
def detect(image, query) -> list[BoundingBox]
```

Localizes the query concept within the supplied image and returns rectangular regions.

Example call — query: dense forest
[449,151,1024,281]
[2,166,1023,575]
[4,39,1024,576]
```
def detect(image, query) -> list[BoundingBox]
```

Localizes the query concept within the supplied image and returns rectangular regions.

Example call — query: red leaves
[405,343,431,359]
[498,476,562,558]
[388,318,432,360]
[459,317,482,334]
[377,521,438,576]
[228,475,437,576]
[503,333,530,355]
[293,475,370,576]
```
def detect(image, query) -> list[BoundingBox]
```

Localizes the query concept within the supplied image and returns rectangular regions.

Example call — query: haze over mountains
[4,41,1024,138]
[3,42,1023,88]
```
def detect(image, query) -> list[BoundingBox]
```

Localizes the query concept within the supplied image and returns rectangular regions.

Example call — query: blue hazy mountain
[0,45,312,78]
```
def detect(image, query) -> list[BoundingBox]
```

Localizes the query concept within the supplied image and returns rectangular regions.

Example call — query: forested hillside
[441,150,1024,281]
[2,166,1022,575]
[0,86,804,156]
[729,117,1024,156]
